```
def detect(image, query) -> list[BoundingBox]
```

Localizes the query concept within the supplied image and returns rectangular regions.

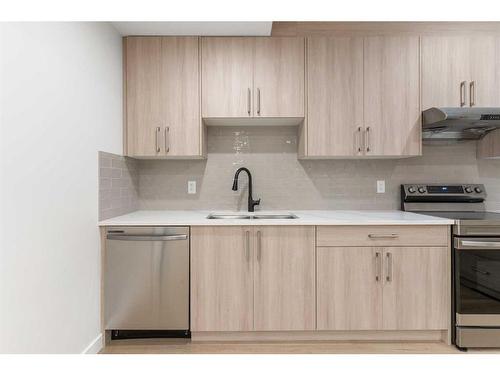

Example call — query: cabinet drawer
[316,226,448,247]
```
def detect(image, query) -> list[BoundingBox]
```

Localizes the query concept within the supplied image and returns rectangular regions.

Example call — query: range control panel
[401,184,487,202]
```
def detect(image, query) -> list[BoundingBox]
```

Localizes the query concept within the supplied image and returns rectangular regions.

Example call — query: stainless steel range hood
[422,107,500,141]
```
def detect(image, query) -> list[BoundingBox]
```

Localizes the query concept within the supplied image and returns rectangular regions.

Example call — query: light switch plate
[188,180,196,194]
[377,180,385,194]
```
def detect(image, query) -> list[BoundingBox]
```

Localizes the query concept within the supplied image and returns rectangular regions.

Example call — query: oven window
[456,249,500,314]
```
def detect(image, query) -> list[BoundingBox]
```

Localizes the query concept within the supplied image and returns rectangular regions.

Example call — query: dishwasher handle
[106,234,188,241]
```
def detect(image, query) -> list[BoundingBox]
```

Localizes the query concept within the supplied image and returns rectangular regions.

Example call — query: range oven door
[454,237,500,347]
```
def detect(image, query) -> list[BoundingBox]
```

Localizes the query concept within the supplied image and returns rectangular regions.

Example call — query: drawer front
[316,226,448,247]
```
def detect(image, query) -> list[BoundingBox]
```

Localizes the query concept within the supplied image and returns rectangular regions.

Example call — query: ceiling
[111,22,273,36]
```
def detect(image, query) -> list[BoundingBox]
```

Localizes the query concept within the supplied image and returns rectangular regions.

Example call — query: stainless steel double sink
[207,213,298,220]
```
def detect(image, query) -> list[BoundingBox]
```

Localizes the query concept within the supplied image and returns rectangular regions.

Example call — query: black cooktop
[417,211,500,221]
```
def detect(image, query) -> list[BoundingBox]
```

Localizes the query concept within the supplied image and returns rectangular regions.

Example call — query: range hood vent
[422,107,500,142]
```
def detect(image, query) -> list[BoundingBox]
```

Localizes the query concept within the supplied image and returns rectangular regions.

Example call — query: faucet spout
[231,167,261,212]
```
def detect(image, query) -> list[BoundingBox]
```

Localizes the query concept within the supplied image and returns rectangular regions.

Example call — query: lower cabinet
[191,226,315,332]
[317,246,449,331]
[317,247,383,330]
[382,247,449,330]
[191,225,450,338]
[190,226,253,331]
[254,226,316,331]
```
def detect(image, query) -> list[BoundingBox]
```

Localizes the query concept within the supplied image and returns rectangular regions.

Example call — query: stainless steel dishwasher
[104,227,189,335]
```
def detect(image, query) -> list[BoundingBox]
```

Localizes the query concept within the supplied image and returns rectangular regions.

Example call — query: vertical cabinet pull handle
[247,88,251,116]
[460,81,466,107]
[245,230,250,262]
[256,230,262,261]
[257,88,261,115]
[357,126,363,153]
[365,126,371,153]
[164,126,170,153]
[386,252,392,282]
[470,81,475,107]
[375,252,381,281]
[155,127,161,153]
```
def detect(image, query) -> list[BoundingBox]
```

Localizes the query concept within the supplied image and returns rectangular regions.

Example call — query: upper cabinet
[124,37,202,158]
[304,36,421,158]
[125,37,161,158]
[422,36,500,108]
[422,35,500,160]
[253,38,305,117]
[306,37,364,157]
[201,37,254,118]
[363,36,421,157]
[123,33,500,160]
[201,37,305,120]
[421,36,469,108]
[469,36,500,107]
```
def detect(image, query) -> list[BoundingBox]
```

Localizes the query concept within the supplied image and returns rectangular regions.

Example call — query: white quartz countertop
[98,210,454,227]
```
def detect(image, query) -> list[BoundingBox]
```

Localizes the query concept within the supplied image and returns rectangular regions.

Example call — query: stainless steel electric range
[401,183,500,350]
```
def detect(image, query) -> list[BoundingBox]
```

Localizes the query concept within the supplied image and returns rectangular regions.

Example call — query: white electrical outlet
[377,180,385,194]
[188,180,197,194]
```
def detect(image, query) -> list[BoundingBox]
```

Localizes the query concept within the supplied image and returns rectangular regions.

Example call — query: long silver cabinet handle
[155,127,161,153]
[256,230,262,261]
[247,88,251,116]
[386,252,392,282]
[368,234,399,239]
[357,126,363,153]
[470,81,475,107]
[365,126,371,153]
[460,81,466,107]
[375,252,381,282]
[245,230,250,262]
[107,234,188,241]
[164,126,170,153]
[257,88,261,115]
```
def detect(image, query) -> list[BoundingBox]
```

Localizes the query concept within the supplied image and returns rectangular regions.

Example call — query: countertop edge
[98,210,455,227]
[98,222,454,226]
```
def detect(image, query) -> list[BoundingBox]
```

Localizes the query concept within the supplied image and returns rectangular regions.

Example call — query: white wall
[0,22,122,353]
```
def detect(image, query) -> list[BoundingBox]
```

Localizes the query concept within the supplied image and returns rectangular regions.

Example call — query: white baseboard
[82,333,103,354]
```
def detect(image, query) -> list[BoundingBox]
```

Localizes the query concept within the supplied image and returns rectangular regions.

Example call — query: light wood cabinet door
[125,37,162,157]
[363,36,421,157]
[125,37,201,158]
[191,226,254,332]
[382,247,449,330]
[253,226,315,331]
[306,37,364,157]
[317,247,383,330]
[469,36,500,107]
[201,37,254,118]
[421,36,470,108]
[160,37,200,156]
[254,37,305,117]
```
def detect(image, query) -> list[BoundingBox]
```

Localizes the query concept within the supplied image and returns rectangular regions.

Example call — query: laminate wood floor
[100,339,500,354]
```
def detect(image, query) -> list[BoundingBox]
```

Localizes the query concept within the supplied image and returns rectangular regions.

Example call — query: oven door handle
[456,238,500,249]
